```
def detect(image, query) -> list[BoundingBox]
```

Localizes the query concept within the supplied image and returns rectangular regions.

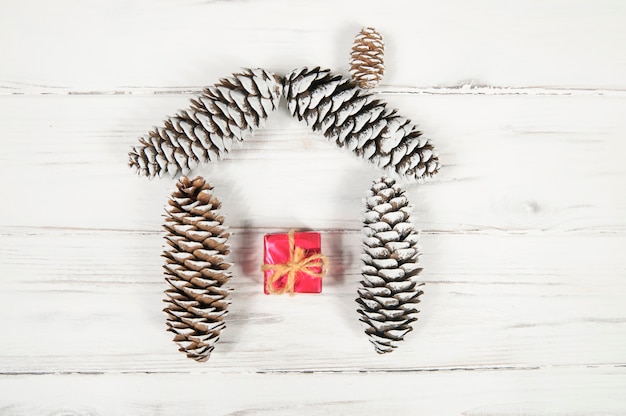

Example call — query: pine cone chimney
[350,27,385,89]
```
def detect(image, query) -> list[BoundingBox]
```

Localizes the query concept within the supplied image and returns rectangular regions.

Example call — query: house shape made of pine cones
[129,65,440,360]
[129,67,439,182]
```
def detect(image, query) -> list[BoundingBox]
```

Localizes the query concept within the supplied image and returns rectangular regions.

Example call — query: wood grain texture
[1,0,625,91]
[1,229,625,374]
[1,0,625,414]
[1,93,624,232]
[1,368,625,415]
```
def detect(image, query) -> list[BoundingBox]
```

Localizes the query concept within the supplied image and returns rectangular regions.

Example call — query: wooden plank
[0,367,624,415]
[1,0,625,92]
[1,229,624,373]
[1,93,625,232]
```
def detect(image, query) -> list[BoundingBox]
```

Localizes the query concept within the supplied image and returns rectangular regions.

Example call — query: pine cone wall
[350,27,385,89]
[283,66,439,181]
[129,69,283,178]
[357,176,423,353]
[163,176,231,362]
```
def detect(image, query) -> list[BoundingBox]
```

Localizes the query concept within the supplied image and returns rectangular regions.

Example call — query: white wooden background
[1,0,625,414]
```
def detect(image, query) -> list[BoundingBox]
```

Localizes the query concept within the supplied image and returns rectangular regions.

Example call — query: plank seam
[3,85,626,97]
[1,363,624,376]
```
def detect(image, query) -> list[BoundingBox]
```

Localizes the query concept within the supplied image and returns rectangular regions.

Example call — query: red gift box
[262,230,327,294]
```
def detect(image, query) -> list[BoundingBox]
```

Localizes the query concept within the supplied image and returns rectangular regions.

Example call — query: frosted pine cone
[163,176,231,362]
[129,69,283,178]
[283,66,439,181]
[350,27,385,89]
[357,176,423,353]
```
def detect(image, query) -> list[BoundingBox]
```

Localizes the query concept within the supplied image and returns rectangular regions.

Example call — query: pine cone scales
[350,27,385,89]
[163,176,231,361]
[283,67,439,181]
[357,177,423,353]
[129,69,283,178]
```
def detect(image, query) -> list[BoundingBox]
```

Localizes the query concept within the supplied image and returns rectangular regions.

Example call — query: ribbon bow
[261,230,329,295]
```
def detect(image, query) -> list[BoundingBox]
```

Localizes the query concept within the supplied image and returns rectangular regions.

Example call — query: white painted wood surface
[1,0,625,414]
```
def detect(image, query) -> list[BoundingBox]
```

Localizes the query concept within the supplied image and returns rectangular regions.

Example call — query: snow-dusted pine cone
[350,27,385,89]
[163,176,231,362]
[283,67,439,181]
[129,69,283,178]
[357,176,423,353]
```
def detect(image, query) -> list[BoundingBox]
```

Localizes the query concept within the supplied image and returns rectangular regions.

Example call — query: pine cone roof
[283,66,440,181]
[129,69,283,178]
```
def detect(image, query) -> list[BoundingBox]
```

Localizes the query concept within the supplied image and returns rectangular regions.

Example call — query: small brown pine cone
[357,176,423,353]
[350,27,385,89]
[163,176,231,362]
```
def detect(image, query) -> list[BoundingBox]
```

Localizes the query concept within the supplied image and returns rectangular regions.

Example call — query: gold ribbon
[262,229,329,295]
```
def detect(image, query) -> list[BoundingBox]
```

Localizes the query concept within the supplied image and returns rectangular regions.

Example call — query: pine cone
[283,67,439,181]
[163,176,231,362]
[357,176,423,353]
[129,69,283,178]
[350,27,385,89]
